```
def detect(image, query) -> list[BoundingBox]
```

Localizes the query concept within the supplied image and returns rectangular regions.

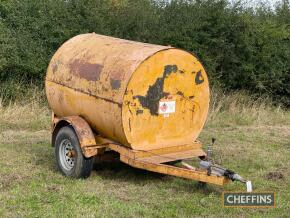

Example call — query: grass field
[0,89,289,217]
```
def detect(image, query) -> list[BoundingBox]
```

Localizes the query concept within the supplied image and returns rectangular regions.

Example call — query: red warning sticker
[158,101,176,115]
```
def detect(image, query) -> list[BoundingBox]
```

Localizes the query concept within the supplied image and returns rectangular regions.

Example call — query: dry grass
[208,87,290,127]
[0,88,289,217]
[0,88,49,132]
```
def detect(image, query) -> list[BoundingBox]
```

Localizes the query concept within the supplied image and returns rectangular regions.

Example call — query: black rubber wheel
[55,126,93,178]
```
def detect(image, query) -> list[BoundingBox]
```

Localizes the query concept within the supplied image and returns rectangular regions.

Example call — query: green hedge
[0,0,289,105]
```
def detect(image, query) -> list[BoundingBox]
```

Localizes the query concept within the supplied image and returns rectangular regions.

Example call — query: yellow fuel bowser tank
[46,33,209,151]
[46,33,247,188]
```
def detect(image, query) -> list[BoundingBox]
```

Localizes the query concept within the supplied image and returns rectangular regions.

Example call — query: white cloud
[231,0,282,8]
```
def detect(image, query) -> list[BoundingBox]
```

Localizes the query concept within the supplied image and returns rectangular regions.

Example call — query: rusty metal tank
[46,33,210,151]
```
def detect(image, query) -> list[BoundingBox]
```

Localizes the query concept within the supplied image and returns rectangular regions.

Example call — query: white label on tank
[158,101,175,115]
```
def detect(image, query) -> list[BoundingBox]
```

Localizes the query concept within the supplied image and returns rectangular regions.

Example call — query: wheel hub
[59,139,75,170]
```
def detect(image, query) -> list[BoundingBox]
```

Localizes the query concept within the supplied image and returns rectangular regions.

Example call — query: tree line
[0,0,289,105]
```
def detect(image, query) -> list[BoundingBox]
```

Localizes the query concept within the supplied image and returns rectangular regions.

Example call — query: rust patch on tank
[177,91,195,101]
[52,60,61,74]
[69,59,103,81]
[110,79,121,90]
[134,65,179,116]
[176,91,185,97]
[178,69,185,74]
[52,63,58,73]
[136,109,143,115]
[110,70,125,81]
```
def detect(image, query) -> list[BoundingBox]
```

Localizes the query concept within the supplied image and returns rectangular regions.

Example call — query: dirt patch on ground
[46,184,62,192]
[0,174,28,190]
[266,171,285,180]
